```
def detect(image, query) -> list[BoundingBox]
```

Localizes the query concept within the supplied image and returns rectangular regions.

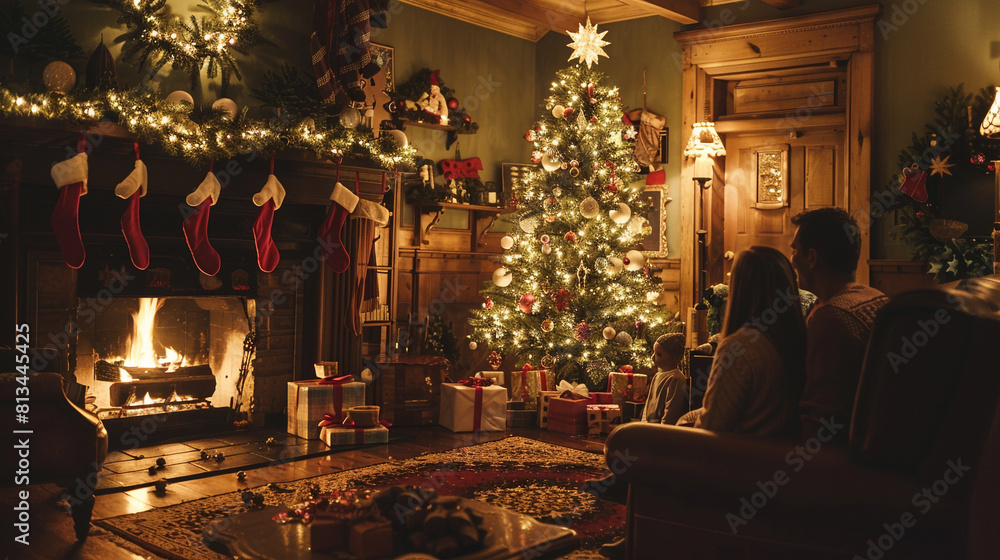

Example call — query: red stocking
[253,173,285,273]
[116,152,150,270]
[50,150,89,269]
[318,181,359,273]
[183,172,222,276]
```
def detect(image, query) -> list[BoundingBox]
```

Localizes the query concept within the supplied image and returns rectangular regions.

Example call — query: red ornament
[483,297,493,310]
[564,231,576,243]
[587,83,594,99]
[518,293,536,314]
[447,97,459,110]
[531,150,543,163]
[463,115,472,123]
[606,183,618,193]
[590,117,597,123]
[622,256,630,266]
[524,130,536,142]
[551,288,573,311]
[563,107,574,118]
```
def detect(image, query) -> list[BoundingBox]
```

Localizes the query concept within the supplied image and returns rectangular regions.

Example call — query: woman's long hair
[722,246,808,406]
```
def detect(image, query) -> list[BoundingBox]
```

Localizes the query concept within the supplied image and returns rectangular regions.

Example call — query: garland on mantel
[0,86,417,169]
[889,85,999,282]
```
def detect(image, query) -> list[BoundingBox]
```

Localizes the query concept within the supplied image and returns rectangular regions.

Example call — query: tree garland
[889,84,999,282]
[90,0,273,93]
[0,85,416,169]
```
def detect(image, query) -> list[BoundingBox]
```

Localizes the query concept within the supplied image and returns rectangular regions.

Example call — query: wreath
[889,85,999,282]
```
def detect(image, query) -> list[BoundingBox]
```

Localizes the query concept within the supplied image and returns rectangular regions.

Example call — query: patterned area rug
[96,437,624,560]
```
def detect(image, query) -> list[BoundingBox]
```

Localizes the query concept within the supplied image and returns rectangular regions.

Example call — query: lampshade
[981,86,1000,138]
[684,122,726,158]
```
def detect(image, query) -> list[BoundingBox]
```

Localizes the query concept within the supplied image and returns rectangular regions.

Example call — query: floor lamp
[980,86,1000,274]
[684,122,726,345]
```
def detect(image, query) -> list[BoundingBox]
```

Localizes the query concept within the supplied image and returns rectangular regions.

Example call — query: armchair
[1,372,109,540]
[605,277,1000,560]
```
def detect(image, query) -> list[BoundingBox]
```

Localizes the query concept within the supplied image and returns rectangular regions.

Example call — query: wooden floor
[1,425,607,560]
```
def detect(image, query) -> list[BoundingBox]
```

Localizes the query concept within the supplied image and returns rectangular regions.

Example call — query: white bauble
[646,291,660,302]
[468,341,478,351]
[628,216,644,234]
[541,154,561,172]
[385,129,408,148]
[551,105,565,118]
[165,90,195,106]
[602,326,616,340]
[609,203,632,224]
[300,117,316,132]
[212,98,238,118]
[541,243,552,255]
[519,216,539,234]
[624,250,646,271]
[579,196,600,219]
[42,61,76,94]
[492,267,513,287]
[500,235,514,250]
[615,331,633,345]
[608,257,624,274]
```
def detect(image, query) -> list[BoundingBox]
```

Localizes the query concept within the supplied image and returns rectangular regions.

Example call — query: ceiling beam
[620,0,701,24]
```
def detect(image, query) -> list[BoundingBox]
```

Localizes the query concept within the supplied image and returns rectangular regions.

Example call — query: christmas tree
[469,21,674,387]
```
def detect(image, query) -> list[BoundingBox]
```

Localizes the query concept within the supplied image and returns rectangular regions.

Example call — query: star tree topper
[567,17,610,68]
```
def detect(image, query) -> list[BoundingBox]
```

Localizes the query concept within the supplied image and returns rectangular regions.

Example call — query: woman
[679,246,807,437]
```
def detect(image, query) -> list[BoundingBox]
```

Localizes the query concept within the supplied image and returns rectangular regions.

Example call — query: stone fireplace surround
[1,122,394,445]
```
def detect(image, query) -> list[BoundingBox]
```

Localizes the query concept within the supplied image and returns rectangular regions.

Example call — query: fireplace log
[96,360,213,381]
[109,377,217,407]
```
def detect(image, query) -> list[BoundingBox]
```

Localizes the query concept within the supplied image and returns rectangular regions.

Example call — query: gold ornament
[488,351,503,370]
[42,61,76,94]
[928,155,955,177]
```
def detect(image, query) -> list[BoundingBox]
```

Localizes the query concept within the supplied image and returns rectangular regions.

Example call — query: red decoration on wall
[440,157,484,180]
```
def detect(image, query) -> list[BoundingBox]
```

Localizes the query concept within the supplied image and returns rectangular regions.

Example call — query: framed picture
[500,163,539,207]
[639,185,669,258]
[753,144,789,209]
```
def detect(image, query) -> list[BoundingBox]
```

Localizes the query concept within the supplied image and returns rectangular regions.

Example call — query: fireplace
[83,296,252,420]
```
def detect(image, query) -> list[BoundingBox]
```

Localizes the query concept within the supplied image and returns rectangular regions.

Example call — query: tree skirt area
[96,437,624,560]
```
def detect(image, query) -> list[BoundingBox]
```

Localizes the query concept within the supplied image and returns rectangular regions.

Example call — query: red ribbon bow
[521,364,534,373]
[458,377,494,387]
[318,412,345,427]
[619,365,633,373]
[317,374,354,385]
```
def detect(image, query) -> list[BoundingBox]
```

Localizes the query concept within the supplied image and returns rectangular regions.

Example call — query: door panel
[723,129,845,274]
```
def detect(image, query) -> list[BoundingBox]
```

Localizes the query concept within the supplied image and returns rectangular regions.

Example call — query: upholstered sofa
[1,371,109,539]
[605,276,1000,559]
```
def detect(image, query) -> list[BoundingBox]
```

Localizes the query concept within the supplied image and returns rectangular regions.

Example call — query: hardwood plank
[92,491,155,519]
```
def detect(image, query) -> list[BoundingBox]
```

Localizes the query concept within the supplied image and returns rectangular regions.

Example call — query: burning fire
[117,298,190,379]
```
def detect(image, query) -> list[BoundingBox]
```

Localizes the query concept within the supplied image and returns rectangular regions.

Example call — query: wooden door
[723,129,845,275]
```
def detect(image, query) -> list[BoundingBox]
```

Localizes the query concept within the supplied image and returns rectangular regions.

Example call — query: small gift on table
[440,377,507,432]
[607,365,649,408]
[506,408,537,427]
[547,383,591,435]
[588,391,614,405]
[587,404,623,435]
[349,519,394,559]
[319,406,390,447]
[288,375,366,439]
[510,365,556,409]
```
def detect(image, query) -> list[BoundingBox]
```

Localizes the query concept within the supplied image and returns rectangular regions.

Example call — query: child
[641,333,688,425]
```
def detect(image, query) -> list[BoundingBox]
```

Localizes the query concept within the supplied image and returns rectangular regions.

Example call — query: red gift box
[588,391,614,405]
[547,396,589,435]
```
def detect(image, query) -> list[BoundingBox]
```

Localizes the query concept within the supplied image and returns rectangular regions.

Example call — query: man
[790,208,888,443]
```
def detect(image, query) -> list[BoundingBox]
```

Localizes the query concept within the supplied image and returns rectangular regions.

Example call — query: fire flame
[120,298,189,373]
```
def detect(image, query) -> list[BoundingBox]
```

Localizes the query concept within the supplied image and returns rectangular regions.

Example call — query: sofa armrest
[604,422,959,533]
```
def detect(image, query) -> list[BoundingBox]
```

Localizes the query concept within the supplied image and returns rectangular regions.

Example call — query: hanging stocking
[49,140,88,269]
[319,180,360,273]
[347,197,390,335]
[115,144,150,270]
[635,109,666,168]
[182,170,222,276]
[898,164,929,203]
[252,171,286,273]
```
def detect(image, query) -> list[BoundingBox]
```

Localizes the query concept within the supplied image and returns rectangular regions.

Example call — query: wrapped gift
[507,400,526,411]
[623,400,645,421]
[587,404,623,435]
[314,361,339,378]
[349,519,394,560]
[288,376,366,439]
[588,391,614,405]
[506,409,537,427]
[547,395,589,435]
[439,379,507,432]
[476,371,505,386]
[309,517,348,551]
[536,390,561,428]
[510,367,556,408]
[607,369,649,408]
[320,422,389,447]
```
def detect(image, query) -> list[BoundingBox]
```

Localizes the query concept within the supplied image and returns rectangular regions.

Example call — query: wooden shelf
[418,201,511,213]
[400,119,455,131]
